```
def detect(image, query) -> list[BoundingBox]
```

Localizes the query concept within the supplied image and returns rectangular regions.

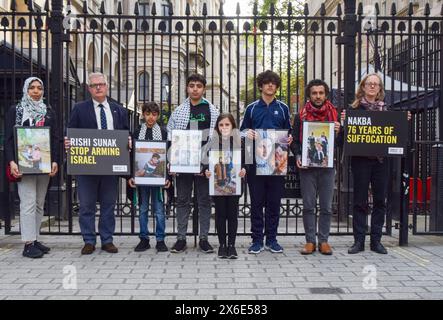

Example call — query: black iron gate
[1,0,442,244]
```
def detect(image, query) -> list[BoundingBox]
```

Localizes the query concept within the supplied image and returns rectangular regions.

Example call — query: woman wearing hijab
[5,77,59,258]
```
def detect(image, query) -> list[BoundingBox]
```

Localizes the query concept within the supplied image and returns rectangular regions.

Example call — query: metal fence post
[48,0,66,220]
[399,157,409,246]
[440,26,443,141]
[50,1,64,126]
[343,0,357,109]
[341,0,357,240]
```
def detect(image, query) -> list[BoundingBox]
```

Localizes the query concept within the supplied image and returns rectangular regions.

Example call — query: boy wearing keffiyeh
[167,74,219,254]
[129,102,170,253]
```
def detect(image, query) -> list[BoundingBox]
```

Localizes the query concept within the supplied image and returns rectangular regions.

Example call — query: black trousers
[213,196,240,246]
[351,157,388,244]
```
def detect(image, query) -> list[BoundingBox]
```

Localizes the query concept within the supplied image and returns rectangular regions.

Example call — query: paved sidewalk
[1,230,443,300]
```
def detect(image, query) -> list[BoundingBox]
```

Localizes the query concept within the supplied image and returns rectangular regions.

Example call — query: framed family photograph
[169,129,202,173]
[134,140,167,186]
[301,121,335,168]
[209,150,242,196]
[14,126,51,174]
[255,129,289,176]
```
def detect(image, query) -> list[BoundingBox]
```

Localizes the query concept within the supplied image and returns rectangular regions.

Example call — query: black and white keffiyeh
[16,77,47,126]
[138,123,163,141]
[166,97,219,140]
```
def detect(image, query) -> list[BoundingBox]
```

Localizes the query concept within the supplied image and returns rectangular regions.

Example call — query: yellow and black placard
[344,110,408,157]
[67,128,130,175]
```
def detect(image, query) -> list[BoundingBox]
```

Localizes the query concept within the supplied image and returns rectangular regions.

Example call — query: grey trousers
[17,175,50,242]
[299,168,335,244]
[175,174,211,240]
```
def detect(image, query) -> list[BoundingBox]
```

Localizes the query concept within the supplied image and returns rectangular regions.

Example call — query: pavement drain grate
[309,287,345,294]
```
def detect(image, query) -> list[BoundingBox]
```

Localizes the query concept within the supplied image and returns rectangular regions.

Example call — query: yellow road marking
[391,246,430,267]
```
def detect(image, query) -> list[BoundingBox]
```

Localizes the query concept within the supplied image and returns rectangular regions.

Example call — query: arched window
[160,0,171,32]
[138,1,150,30]
[161,73,170,102]
[138,72,150,102]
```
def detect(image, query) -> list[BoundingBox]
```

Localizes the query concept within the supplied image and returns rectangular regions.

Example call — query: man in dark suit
[313,143,325,166]
[66,72,129,255]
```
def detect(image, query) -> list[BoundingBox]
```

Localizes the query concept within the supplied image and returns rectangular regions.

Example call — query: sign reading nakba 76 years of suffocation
[67,128,130,175]
[344,109,408,157]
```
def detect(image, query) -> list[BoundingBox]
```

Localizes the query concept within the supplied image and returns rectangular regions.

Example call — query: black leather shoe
[348,242,365,254]
[370,242,388,254]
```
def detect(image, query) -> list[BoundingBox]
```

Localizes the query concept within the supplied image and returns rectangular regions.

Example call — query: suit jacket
[68,99,129,131]
[313,150,325,164]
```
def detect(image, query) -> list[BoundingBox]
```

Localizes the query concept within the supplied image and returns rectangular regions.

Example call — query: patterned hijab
[16,77,47,126]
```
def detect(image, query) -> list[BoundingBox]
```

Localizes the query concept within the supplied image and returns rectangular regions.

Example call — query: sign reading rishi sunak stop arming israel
[344,110,408,157]
[67,128,130,175]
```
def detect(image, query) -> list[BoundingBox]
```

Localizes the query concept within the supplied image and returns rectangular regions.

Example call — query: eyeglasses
[364,82,380,88]
[89,83,107,89]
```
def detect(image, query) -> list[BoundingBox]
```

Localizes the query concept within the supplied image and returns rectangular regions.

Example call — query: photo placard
[169,130,202,173]
[15,126,51,175]
[255,129,289,176]
[134,140,167,186]
[209,149,242,196]
[301,121,335,168]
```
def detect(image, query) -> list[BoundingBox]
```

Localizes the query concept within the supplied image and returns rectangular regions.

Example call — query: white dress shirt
[93,99,114,130]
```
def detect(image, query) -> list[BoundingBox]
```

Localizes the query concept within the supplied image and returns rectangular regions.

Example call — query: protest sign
[67,128,130,175]
[344,110,408,157]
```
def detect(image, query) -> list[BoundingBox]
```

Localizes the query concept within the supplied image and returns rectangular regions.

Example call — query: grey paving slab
[1,232,443,300]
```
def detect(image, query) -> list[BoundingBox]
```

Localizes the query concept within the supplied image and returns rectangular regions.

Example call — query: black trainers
[227,245,238,259]
[199,239,214,253]
[34,241,50,254]
[23,243,44,259]
[170,239,187,253]
[155,240,169,252]
[134,238,151,252]
[218,245,227,258]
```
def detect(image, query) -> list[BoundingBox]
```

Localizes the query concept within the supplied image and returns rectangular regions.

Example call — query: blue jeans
[138,186,166,241]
